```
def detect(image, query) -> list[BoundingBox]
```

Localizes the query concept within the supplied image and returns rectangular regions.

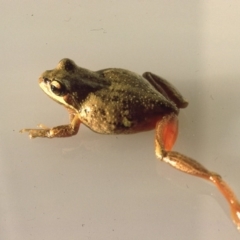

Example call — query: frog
[20,58,240,229]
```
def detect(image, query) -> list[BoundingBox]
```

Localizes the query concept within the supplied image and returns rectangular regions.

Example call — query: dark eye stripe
[43,77,50,84]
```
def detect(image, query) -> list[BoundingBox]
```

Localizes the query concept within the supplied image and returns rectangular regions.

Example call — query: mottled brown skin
[20,59,240,230]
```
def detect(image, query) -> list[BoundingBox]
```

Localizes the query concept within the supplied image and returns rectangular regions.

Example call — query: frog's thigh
[155,114,240,228]
[143,72,188,108]
[155,114,213,179]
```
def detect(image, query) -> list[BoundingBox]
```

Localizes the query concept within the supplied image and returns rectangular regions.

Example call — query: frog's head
[38,58,83,112]
[38,58,110,112]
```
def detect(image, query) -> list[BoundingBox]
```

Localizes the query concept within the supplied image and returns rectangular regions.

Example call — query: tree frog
[20,58,240,229]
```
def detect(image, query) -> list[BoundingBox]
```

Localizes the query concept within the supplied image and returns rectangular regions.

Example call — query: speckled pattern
[40,58,186,134]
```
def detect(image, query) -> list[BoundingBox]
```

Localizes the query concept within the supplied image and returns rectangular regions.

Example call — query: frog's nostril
[40,77,49,84]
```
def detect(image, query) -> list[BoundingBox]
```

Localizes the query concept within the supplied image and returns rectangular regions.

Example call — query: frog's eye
[50,80,66,96]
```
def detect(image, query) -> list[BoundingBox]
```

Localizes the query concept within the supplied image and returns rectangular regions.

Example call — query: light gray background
[1,1,240,239]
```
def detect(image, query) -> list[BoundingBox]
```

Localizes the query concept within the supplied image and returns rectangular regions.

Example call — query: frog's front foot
[20,116,81,139]
[20,125,52,138]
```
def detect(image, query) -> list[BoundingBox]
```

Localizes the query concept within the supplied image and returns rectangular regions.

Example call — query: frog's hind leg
[155,113,240,229]
[143,72,188,108]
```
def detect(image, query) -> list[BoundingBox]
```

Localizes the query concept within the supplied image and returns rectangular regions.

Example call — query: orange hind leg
[155,113,240,229]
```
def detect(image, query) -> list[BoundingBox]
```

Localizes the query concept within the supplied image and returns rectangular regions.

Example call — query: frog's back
[99,68,178,113]
[79,68,178,134]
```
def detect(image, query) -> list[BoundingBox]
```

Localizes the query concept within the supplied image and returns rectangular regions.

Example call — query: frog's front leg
[155,113,240,229]
[20,113,81,139]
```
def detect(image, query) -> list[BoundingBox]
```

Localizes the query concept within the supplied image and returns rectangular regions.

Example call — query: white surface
[1,1,240,239]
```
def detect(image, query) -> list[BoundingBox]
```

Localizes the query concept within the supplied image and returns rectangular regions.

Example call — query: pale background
[1,1,240,239]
